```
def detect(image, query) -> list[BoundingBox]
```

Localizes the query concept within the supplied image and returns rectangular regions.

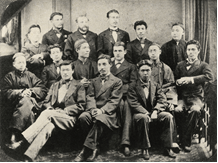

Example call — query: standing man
[127,60,177,160]
[75,54,123,162]
[42,12,71,53]
[174,40,213,152]
[8,60,86,162]
[160,23,186,71]
[110,41,137,156]
[3,53,47,149]
[125,20,152,64]
[64,14,98,61]
[97,9,130,59]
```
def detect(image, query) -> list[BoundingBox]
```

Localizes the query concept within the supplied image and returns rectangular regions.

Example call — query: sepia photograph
[0,0,216,162]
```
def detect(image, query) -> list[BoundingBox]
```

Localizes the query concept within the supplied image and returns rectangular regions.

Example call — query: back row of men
[2,9,213,162]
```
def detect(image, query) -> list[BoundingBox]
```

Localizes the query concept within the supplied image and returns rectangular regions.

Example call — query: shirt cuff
[191,77,194,84]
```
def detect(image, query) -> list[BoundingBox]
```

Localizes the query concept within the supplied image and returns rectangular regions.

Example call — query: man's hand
[80,78,91,87]
[151,110,158,120]
[91,108,103,118]
[21,89,32,97]
[176,77,193,86]
[31,53,43,59]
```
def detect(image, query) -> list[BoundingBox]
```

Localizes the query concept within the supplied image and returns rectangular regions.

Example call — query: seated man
[75,54,123,162]
[3,53,47,149]
[8,60,86,161]
[110,41,137,156]
[41,44,63,88]
[174,40,213,152]
[127,60,177,160]
[72,39,98,88]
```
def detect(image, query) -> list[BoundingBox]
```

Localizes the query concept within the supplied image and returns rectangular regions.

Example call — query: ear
[124,49,127,55]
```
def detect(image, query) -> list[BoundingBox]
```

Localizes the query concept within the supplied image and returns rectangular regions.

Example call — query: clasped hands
[80,77,91,87]
[21,89,32,97]
[31,53,44,60]
[91,108,103,118]
[176,77,193,86]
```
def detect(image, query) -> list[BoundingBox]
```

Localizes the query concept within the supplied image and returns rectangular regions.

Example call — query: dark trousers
[133,111,175,149]
[175,106,201,147]
[78,111,93,140]
[10,97,35,132]
[117,99,132,146]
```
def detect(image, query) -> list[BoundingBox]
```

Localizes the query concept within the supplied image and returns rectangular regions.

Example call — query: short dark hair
[98,54,111,64]
[172,22,185,31]
[136,60,152,69]
[48,44,62,53]
[50,12,63,20]
[186,40,201,51]
[107,9,119,18]
[148,42,161,50]
[27,24,41,34]
[60,60,74,70]
[134,20,148,30]
[114,41,126,50]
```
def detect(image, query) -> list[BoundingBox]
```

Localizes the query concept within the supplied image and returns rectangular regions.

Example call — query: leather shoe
[123,146,130,156]
[183,146,191,152]
[5,140,23,150]
[165,148,177,158]
[87,148,99,162]
[74,148,88,162]
[23,155,33,162]
[141,149,149,160]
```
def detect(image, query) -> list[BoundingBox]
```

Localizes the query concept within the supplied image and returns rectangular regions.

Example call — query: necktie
[100,75,109,85]
[140,39,145,48]
[112,31,118,42]
[116,62,121,69]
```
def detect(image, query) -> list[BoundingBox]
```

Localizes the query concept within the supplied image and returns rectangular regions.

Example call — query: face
[113,46,126,61]
[60,65,73,80]
[13,56,26,72]
[108,12,119,28]
[51,15,64,29]
[186,44,199,61]
[28,27,41,43]
[77,17,89,32]
[98,58,111,76]
[50,47,63,62]
[135,25,147,39]
[138,65,151,82]
[77,43,90,58]
[171,25,184,41]
[148,45,161,61]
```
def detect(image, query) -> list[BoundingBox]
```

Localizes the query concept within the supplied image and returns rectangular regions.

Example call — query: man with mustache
[64,14,98,61]
[42,12,71,52]
[75,54,123,162]
[97,9,130,59]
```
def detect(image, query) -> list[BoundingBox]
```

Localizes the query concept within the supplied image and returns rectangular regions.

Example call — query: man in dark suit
[42,12,71,52]
[174,40,213,152]
[64,15,98,61]
[41,44,63,88]
[160,23,186,71]
[110,41,137,156]
[75,54,123,162]
[125,20,152,64]
[9,60,86,161]
[3,53,47,149]
[127,60,177,160]
[97,9,130,59]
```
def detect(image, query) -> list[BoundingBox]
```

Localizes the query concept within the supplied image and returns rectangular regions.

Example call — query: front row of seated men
[2,39,213,161]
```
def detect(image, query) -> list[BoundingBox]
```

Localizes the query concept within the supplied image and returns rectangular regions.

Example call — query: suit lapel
[141,39,151,54]
[49,29,59,43]
[149,82,156,107]
[134,39,143,52]
[136,80,147,106]
[49,64,59,78]
[64,79,78,101]
[51,82,60,106]
[117,30,124,42]
[96,74,115,98]
[114,60,129,75]
[187,60,201,74]
[104,29,115,45]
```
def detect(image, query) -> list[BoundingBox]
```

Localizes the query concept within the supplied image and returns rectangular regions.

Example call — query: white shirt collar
[115,58,124,65]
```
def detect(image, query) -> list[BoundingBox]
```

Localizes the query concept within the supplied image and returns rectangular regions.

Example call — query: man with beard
[42,12,71,52]
[125,20,152,64]
[64,14,98,61]
[97,9,130,59]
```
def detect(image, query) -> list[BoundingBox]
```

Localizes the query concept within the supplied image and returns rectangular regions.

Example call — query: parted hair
[50,12,63,20]
[114,41,126,50]
[107,9,119,18]
[134,20,148,30]
[48,44,62,53]
[172,22,185,31]
[186,40,201,51]
[59,60,74,70]
[98,54,112,64]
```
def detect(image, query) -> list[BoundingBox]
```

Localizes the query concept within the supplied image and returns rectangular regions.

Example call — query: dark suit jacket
[86,74,123,130]
[97,28,130,57]
[41,63,61,89]
[160,39,186,71]
[174,60,213,102]
[127,79,167,114]
[125,38,152,64]
[43,79,86,117]
[111,59,137,96]
[42,28,72,52]
[64,30,98,61]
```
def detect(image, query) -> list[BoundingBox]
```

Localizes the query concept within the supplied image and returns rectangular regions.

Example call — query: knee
[79,112,92,122]
[40,110,52,118]
[190,105,201,113]
[134,113,150,122]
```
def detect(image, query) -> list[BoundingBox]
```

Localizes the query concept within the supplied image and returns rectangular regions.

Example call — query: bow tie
[141,83,149,88]
[100,75,109,81]
[54,28,63,34]
[109,28,119,32]
[140,38,146,44]
[62,79,71,85]
[186,59,196,66]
